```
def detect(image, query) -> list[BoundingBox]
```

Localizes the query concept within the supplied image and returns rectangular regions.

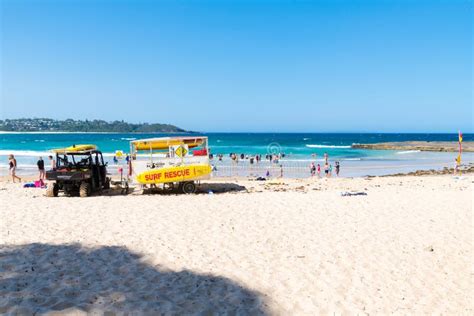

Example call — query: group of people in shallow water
[209,151,341,178]
[309,161,340,177]
[309,152,340,177]
[217,153,286,164]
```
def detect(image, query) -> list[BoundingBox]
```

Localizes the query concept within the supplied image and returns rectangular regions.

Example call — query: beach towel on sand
[23,180,45,188]
[341,191,367,197]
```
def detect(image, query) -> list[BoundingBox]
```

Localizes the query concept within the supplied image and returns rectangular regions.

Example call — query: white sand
[0,175,472,314]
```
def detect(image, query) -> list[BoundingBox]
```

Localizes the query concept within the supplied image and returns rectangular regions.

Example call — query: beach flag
[457,131,462,166]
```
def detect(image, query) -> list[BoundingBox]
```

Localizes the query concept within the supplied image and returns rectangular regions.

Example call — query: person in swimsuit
[8,154,21,183]
[48,155,56,170]
[335,161,340,177]
[310,162,316,176]
[324,162,329,177]
[317,164,321,178]
[37,157,45,180]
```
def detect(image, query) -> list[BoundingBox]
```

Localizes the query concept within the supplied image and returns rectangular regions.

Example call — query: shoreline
[3,164,472,185]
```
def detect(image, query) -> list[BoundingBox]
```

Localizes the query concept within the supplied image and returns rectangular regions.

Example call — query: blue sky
[0,0,472,132]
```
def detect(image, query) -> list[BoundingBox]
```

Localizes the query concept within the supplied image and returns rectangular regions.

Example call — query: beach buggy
[46,144,110,197]
[128,136,211,194]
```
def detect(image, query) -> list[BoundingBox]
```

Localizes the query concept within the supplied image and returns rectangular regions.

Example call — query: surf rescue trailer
[129,136,211,193]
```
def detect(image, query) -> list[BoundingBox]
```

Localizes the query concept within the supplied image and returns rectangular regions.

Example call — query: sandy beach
[0,174,472,314]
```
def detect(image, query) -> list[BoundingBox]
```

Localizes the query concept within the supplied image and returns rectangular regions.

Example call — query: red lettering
[163,169,190,179]
[144,172,162,181]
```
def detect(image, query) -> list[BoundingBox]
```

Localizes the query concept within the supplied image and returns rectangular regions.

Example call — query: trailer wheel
[46,183,59,197]
[181,181,196,194]
[79,182,90,197]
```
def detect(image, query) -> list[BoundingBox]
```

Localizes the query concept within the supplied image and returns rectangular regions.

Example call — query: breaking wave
[396,150,421,154]
[305,144,351,149]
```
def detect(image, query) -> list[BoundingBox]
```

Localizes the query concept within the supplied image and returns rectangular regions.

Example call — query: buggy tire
[46,183,59,197]
[79,182,90,197]
[181,181,196,194]
[103,178,110,190]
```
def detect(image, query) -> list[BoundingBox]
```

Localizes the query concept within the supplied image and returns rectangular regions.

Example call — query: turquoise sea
[1,132,472,177]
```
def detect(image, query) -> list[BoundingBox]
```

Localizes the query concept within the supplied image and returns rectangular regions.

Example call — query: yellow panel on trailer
[136,164,211,184]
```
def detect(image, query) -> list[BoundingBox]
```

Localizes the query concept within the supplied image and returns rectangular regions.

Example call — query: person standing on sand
[37,157,45,180]
[324,162,329,178]
[48,155,56,170]
[454,158,460,175]
[280,164,284,178]
[8,154,21,183]
[317,163,321,178]
[329,164,333,177]
[335,161,340,177]
[310,162,316,176]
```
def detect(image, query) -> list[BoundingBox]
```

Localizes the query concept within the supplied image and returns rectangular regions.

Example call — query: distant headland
[0,118,187,133]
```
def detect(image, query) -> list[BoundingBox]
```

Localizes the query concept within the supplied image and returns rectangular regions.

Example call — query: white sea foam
[396,150,421,154]
[121,137,137,141]
[305,144,351,149]
[0,150,52,157]
[0,149,119,157]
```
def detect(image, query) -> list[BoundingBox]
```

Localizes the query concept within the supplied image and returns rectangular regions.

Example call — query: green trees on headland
[0,118,186,133]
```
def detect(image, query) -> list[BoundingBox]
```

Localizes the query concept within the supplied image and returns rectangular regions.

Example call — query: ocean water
[1,132,472,178]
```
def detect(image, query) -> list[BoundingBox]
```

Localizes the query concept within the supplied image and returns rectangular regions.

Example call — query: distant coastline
[0,131,190,134]
[0,118,187,133]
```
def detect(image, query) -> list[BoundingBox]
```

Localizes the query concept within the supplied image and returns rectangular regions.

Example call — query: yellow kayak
[52,144,97,153]
[136,164,211,184]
